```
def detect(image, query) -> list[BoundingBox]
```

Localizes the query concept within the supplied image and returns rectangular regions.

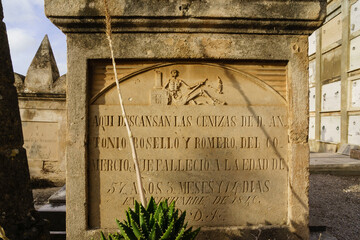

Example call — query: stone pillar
[0,1,49,239]
[340,0,350,145]
[314,29,322,151]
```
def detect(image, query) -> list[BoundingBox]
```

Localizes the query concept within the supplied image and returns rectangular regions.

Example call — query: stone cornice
[46,0,327,35]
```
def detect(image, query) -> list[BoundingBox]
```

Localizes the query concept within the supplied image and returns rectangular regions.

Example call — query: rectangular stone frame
[65,33,309,239]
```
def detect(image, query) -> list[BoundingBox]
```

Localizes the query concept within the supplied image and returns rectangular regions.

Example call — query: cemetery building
[14,35,66,185]
[308,0,360,153]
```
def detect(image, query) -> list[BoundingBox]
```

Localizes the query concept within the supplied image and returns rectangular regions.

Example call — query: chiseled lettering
[183,137,191,149]
[241,180,270,193]
[269,115,286,127]
[133,137,179,149]
[240,116,262,127]
[94,137,126,149]
[272,158,286,170]
[174,115,192,127]
[242,158,269,170]
[239,137,260,148]
[213,196,228,205]
[194,137,236,149]
[94,115,114,127]
[221,180,270,194]
[92,159,130,171]
[117,115,193,127]
[179,181,214,194]
[138,158,210,172]
[151,196,204,205]
[231,196,260,206]
[196,115,236,127]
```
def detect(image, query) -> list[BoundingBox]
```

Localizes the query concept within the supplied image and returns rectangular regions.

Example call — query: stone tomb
[45,0,326,239]
[88,62,289,229]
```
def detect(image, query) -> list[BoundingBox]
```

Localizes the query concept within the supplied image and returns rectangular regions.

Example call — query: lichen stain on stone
[78,0,100,16]
[22,109,36,120]
[164,38,174,46]
[200,38,232,56]
[289,130,308,144]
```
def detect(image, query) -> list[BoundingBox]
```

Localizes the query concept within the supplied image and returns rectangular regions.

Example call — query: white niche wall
[309,116,316,140]
[351,79,360,108]
[348,116,360,145]
[321,81,341,112]
[309,87,316,112]
[350,1,360,35]
[321,115,341,143]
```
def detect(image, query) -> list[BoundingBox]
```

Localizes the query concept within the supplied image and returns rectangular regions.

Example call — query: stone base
[309,140,339,153]
[197,227,301,240]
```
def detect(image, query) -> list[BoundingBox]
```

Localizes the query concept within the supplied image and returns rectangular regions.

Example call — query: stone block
[350,149,360,160]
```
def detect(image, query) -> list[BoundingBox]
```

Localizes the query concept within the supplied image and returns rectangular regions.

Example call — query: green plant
[100,197,200,240]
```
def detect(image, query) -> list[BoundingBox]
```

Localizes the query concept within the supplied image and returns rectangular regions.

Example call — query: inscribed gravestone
[44,0,326,239]
[88,63,289,228]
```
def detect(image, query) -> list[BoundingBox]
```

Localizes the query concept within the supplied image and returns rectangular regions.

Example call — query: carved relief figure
[162,69,226,105]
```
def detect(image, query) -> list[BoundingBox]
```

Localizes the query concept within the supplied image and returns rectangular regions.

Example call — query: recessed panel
[308,31,317,56]
[321,116,341,143]
[321,81,341,112]
[309,59,316,85]
[88,63,289,229]
[309,87,316,112]
[350,1,360,35]
[321,14,342,51]
[309,116,316,140]
[351,80,360,108]
[22,121,59,161]
[350,36,360,71]
[348,115,360,145]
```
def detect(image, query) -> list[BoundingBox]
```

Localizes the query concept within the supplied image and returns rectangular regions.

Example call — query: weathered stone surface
[350,149,360,160]
[45,0,325,239]
[14,72,25,92]
[45,0,326,35]
[15,36,66,184]
[0,1,50,238]
[89,63,289,229]
[24,35,60,93]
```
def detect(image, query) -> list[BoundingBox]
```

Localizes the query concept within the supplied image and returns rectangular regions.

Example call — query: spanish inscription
[22,121,59,161]
[88,64,288,229]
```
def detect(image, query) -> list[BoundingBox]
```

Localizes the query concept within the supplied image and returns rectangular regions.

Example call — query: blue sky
[2,0,67,76]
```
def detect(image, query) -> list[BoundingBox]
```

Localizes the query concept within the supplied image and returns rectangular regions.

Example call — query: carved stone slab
[88,63,288,229]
